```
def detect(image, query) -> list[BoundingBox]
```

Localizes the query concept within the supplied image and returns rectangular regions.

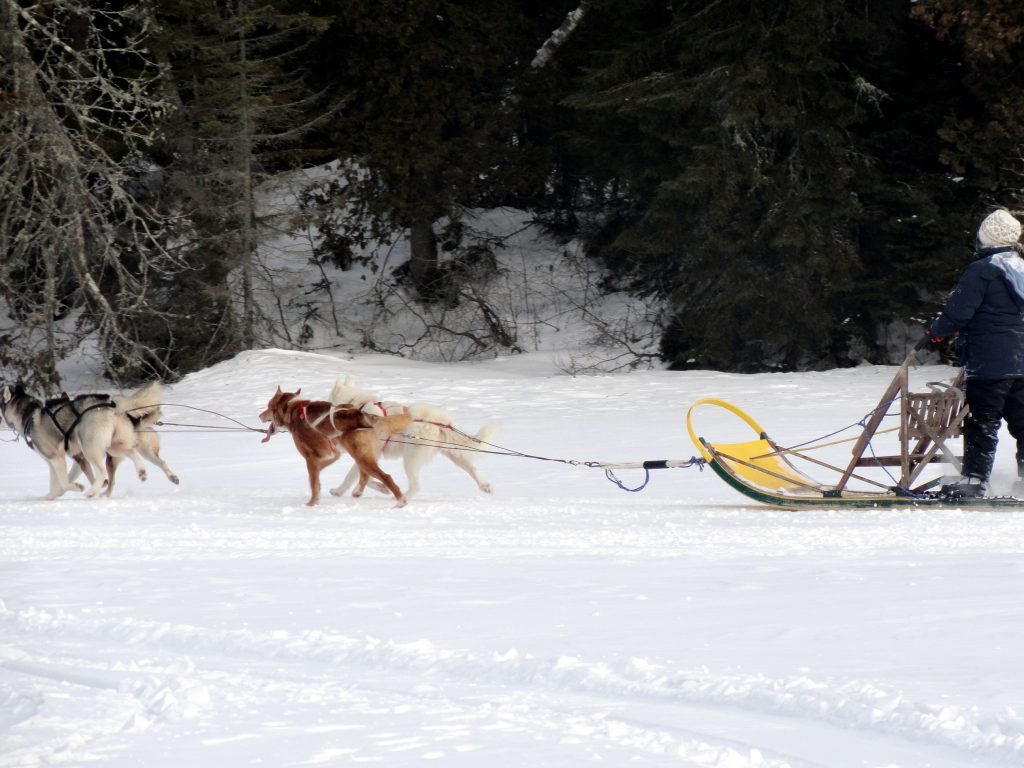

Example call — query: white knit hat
[977,209,1022,247]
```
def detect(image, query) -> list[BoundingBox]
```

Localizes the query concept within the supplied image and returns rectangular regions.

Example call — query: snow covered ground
[2,349,1024,767]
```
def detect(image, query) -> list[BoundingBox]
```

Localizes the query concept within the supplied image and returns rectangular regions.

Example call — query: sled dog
[327,375,499,500]
[0,381,176,499]
[259,387,412,507]
[57,383,179,492]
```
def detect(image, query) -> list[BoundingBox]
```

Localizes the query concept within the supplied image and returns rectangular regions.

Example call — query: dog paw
[480,483,494,494]
[138,470,148,482]
[169,475,180,485]
[394,497,407,508]
[329,487,343,497]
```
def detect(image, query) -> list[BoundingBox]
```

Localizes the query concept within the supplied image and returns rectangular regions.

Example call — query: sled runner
[685,352,1024,509]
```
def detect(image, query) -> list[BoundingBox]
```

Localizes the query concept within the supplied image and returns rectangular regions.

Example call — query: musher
[926,209,1024,498]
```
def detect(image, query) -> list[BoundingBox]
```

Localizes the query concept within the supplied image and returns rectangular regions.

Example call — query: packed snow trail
[2,350,1024,767]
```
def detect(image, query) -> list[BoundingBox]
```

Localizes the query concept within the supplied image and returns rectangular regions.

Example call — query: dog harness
[301,402,362,430]
[371,404,395,448]
[300,402,368,452]
[3,391,60,457]
[10,400,45,455]
[47,395,117,450]
[3,390,114,458]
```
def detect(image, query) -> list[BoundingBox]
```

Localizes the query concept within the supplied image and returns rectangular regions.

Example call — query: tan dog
[259,387,411,507]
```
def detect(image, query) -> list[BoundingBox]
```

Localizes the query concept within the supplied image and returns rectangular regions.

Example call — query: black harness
[7,392,119,456]
[46,394,118,450]
[7,398,50,457]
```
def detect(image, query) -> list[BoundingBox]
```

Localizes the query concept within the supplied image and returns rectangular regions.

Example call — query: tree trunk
[409,217,439,296]
[237,0,256,349]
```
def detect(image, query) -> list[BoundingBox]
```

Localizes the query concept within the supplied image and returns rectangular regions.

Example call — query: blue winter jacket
[930,245,1024,380]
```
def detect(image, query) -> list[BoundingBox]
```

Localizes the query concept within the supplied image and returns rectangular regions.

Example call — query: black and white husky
[0,381,178,499]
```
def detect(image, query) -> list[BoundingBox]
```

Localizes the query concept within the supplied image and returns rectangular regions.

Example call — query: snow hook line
[598,457,707,493]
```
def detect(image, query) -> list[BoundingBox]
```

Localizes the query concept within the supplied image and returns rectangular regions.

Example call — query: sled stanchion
[836,351,914,492]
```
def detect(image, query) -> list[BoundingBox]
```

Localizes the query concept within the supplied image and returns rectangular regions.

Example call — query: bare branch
[0,0,179,386]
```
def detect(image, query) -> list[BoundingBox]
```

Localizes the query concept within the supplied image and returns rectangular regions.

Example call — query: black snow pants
[962,378,1024,481]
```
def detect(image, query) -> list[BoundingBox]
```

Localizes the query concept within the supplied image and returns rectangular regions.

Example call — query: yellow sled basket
[686,397,828,497]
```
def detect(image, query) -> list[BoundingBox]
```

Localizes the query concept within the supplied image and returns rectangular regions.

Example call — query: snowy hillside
[2,348,1024,767]
[250,165,662,370]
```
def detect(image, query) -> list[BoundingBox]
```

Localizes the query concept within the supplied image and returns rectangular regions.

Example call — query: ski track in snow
[2,350,1024,767]
[2,600,1024,767]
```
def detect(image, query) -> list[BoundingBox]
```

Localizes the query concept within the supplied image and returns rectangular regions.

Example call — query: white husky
[327,376,499,500]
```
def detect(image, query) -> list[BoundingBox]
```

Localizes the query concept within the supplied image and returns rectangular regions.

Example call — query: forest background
[1,0,1022,388]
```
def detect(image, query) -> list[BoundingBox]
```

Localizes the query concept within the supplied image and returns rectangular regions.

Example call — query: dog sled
[684,350,1024,509]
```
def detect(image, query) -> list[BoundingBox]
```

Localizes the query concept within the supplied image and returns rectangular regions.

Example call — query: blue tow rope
[605,468,651,492]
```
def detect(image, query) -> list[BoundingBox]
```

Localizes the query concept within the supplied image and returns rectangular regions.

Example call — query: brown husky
[259,387,411,507]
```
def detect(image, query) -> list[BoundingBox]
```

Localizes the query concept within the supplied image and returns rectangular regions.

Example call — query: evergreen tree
[561,0,976,370]
[564,1,871,369]
[843,0,982,349]
[311,0,579,299]
[151,0,334,370]
[913,0,1024,210]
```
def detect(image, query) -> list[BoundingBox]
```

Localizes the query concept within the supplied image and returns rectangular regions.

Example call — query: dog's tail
[473,421,501,446]
[115,381,163,427]
[367,410,412,441]
[445,421,501,453]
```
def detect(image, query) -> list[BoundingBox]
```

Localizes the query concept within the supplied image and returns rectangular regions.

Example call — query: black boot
[940,476,987,499]
[1012,468,1024,497]
[1013,460,1024,497]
